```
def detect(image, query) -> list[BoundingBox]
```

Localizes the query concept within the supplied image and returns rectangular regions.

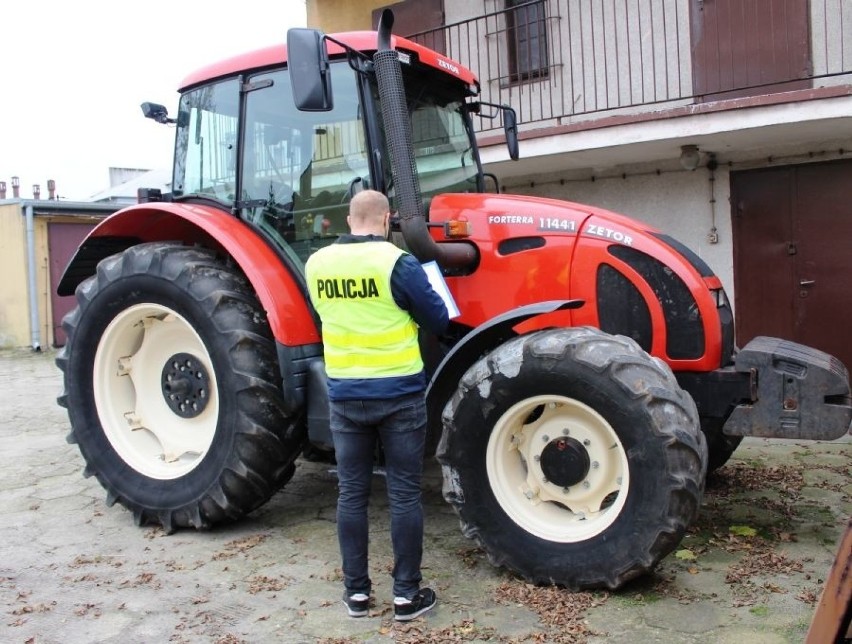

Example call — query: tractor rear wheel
[56,242,303,531]
[437,327,708,590]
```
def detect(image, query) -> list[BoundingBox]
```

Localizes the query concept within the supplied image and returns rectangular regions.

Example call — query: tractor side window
[241,63,370,269]
[173,79,240,201]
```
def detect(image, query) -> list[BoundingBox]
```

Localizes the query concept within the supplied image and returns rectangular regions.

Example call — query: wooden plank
[806,517,852,643]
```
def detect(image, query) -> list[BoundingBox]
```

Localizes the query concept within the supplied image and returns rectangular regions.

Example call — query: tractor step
[723,336,852,440]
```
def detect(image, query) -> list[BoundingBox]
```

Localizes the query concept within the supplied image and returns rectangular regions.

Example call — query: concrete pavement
[0,347,849,643]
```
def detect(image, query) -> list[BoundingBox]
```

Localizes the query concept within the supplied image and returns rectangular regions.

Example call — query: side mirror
[503,106,519,160]
[140,102,176,125]
[287,28,334,111]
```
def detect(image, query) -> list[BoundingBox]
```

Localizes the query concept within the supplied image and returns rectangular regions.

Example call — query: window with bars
[506,0,549,82]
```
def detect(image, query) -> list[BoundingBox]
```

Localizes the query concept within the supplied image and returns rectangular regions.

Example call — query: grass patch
[614,591,662,607]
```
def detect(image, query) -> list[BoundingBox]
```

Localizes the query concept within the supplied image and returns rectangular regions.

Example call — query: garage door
[731,159,852,370]
[48,222,96,347]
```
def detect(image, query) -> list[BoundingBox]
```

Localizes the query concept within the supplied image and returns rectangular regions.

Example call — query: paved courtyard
[0,347,849,643]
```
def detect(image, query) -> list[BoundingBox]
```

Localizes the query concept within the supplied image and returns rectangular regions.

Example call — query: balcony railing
[407,0,852,137]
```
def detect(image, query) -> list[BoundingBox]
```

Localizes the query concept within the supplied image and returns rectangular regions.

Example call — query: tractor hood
[427,192,656,249]
[427,192,733,373]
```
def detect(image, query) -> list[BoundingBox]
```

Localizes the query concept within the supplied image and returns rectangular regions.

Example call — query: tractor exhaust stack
[373,10,475,270]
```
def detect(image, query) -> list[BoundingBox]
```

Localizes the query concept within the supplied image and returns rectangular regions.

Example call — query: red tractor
[56,11,851,590]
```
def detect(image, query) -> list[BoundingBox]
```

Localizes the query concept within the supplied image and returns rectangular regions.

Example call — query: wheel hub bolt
[542,435,549,442]
[583,480,590,489]
[592,461,599,469]
[583,439,591,446]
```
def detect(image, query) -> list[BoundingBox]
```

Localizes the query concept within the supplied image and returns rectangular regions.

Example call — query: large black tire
[702,417,743,473]
[56,242,304,532]
[437,327,708,590]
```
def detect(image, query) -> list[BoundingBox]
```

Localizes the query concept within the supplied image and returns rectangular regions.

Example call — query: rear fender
[58,202,320,346]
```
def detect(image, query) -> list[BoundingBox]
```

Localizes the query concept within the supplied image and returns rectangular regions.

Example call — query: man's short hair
[349,190,389,226]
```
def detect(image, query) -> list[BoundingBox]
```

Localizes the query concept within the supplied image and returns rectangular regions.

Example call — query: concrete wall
[810,0,852,78]
[0,203,31,347]
[306,0,390,31]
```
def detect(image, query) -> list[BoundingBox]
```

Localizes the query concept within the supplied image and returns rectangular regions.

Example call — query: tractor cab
[147,32,499,270]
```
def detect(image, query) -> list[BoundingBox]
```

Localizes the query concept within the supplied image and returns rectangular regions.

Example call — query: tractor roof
[179,31,478,91]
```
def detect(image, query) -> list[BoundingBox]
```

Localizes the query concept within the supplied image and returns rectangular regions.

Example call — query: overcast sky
[0,0,307,201]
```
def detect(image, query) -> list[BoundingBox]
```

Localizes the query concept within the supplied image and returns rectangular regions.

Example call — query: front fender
[426,300,584,445]
[58,202,319,347]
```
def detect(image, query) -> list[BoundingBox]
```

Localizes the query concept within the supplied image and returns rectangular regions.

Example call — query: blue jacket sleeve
[390,254,450,335]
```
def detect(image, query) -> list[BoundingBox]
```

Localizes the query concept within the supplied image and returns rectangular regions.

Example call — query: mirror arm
[322,34,372,65]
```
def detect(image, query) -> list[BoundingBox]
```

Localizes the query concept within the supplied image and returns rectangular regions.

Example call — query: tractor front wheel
[56,242,303,531]
[702,417,743,472]
[438,327,708,590]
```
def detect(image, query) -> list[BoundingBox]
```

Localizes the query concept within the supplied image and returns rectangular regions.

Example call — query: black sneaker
[393,588,437,621]
[342,591,370,617]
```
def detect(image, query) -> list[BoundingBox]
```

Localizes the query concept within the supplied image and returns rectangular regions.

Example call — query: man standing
[306,190,449,621]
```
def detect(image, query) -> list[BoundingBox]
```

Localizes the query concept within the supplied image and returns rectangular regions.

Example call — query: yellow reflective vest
[306,241,423,379]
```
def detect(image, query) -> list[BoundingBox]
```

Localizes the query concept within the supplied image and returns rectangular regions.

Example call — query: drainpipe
[25,204,42,351]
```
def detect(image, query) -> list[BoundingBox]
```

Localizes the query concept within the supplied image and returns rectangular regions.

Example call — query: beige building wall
[307,0,388,31]
[0,205,99,349]
[0,204,32,347]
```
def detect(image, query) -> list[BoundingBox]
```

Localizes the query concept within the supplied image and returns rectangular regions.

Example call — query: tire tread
[56,242,304,531]
[439,326,708,590]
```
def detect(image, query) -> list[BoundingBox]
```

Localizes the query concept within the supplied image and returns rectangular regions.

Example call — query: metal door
[48,222,95,347]
[732,160,852,370]
[690,0,812,100]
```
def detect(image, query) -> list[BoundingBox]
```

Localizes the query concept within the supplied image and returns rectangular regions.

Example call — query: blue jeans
[330,392,427,600]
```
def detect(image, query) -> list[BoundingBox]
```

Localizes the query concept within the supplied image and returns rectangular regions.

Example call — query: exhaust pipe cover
[374,10,475,269]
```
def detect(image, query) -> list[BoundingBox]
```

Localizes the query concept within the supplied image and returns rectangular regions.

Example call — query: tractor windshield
[370,65,482,206]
